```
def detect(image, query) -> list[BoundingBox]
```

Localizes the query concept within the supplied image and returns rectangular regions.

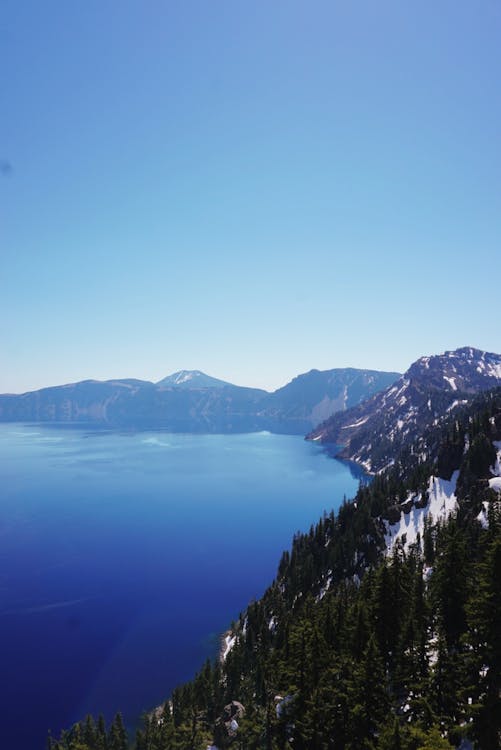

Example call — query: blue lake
[0,425,360,748]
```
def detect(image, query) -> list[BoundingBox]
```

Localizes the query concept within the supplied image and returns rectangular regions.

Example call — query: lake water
[0,424,361,748]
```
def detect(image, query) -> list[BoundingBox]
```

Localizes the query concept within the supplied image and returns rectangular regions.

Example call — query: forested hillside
[49,390,501,750]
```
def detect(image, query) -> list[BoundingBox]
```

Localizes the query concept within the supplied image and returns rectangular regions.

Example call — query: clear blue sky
[1,1,500,393]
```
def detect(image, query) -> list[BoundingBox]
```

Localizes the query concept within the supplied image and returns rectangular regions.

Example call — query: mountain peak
[308,346,501,472]
[155,370,232,389]
[408,347,501,391]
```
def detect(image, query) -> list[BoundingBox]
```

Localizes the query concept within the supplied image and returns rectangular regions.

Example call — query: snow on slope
[490,440,501,478]
[385,437,501,548]
[385,471,459,555]
[308,347,501,474]
[156,370,232,389]
[478,440,501,527]
[172,371,197,385]
[221,633,236,661]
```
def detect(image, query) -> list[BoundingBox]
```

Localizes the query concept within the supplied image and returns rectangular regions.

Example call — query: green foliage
[415,724,454,749]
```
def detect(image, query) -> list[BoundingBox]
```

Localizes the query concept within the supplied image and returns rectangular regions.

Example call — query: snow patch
[316,576,332,601]
[446,399,467,413]
[423,565,433,581]
[268,616,278,632]
[491,441,501,476]
[343,415,370,429]
[385,471,459,554]
[174,371,197,384]
[476,503,490,529]
[486,361,501,379]
[392,382,409,402]
[489,477,501,492]
[443,375,457,391]
[377,459,396,474]
[221,634,236,661]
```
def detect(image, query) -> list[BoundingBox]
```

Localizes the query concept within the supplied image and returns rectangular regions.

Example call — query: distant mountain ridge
[307,346,501,472]
[0,367,399,434]
[263,367,400,427]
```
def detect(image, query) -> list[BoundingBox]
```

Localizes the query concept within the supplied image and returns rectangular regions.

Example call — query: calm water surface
[0,425,360,748]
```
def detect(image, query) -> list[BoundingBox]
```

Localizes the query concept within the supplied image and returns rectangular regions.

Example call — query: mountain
[307,346,501,473]
[0,378,155,424]
[0,367,399,434]
[156,370,232,389]
[0,376,268,432]
[261,367,400,428]
[50,387,501,750]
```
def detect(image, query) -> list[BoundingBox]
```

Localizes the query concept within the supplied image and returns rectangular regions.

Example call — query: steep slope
[308,346,501,473]
[261,367,399,428]
[194,389,501,749]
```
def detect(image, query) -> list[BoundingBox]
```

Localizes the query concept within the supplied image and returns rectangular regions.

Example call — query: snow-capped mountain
[406,346,501,392]
[307,347,501,473]
[156,370,232,389]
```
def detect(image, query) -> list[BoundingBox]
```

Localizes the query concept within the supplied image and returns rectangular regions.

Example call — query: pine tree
[96,715,107,750]
[416,724,454,749]
[431,521,468,650]
[348,634,390,747]
[466,535,501,749]
[108,713,128,750]
[82,715,98,747]
[378,716,402,750]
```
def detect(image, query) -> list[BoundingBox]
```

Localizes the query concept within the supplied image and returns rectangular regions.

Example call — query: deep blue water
[0,425,360,748]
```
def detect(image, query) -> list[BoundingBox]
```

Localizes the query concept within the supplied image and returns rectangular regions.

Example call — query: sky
[1,1,500,393]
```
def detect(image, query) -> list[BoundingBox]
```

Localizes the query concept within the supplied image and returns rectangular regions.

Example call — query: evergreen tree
[348,634,390,747]
[416,724,454,749]
[378,716,402,750]
[82,715,98,747]
[466,535,501,749]
[108,713,128,750]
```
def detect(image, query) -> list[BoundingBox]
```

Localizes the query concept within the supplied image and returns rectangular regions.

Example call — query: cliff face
[262,367,399,427]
